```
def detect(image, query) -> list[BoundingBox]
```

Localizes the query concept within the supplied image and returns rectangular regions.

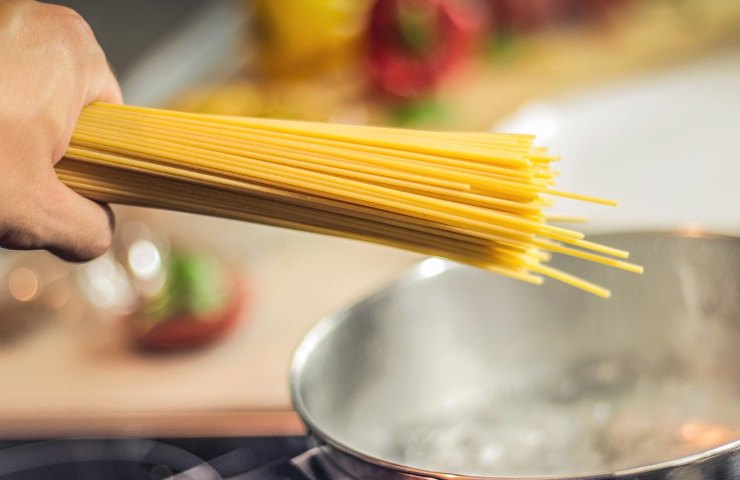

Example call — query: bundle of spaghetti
[57,102,642,297]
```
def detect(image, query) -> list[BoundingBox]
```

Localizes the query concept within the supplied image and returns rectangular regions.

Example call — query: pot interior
[292,232,740,478]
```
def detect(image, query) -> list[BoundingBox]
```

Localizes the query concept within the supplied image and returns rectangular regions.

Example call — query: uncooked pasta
[58,103,642,297]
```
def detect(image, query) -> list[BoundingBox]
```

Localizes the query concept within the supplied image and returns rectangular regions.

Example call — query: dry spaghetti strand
[59,102,642,296]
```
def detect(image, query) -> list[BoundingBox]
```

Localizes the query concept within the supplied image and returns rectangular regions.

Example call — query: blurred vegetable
[490,0,566,32]
[489,0,631,33]
[367,0,488,99]
[127,286,244,351]
[254,0,372,78]
[565,0,632,23]
[390,98,451,126]
[125,251,247,351]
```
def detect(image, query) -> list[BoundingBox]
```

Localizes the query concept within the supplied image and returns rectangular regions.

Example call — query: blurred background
[0,0,739,438]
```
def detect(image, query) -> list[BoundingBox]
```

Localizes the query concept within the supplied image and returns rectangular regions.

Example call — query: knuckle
[50,233,111,263]
[67,15,95,42]
[89,232,113,259]
[84,213,115,261]
[46,4,95,44]
[58,220,113,263]
[45,4,81,18]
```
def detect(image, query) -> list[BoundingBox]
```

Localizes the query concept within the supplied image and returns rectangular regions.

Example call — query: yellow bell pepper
[253,0,372,78]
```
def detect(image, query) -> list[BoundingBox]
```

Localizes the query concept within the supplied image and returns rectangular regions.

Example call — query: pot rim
[290,229,740,480]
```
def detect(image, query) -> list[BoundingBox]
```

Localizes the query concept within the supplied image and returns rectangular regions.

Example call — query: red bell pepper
[367,0,487,99]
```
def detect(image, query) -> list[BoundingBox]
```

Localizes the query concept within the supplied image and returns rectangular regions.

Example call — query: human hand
[0,0,122,261]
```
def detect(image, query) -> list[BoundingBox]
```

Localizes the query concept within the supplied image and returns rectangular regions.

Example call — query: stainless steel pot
[291,232,740,480]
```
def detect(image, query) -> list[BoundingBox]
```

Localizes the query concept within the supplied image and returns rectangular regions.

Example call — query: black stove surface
[2,436,734,479]
[0,436,312,480]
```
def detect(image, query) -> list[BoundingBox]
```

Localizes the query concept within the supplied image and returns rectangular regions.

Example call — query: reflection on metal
[418,257,446,279]
[680,421,739,452]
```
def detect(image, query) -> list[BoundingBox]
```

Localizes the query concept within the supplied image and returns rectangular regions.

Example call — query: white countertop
[497,50,740,235]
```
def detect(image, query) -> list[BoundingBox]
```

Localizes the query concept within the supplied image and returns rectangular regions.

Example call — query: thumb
[38,173,115,262]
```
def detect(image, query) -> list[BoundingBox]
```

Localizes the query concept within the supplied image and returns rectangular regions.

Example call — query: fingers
[46,39,122,260]
[0,1,122,262]
[39,176,115,262]
[0,149,115,261]
[52,16,123,162]
[101,61,123,104]
[45,16,121,261]
[82,9,122,107]
[89,57,123,106]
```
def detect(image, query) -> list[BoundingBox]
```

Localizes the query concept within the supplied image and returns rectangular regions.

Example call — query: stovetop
[0,436,327,480]
[1,436,735,479]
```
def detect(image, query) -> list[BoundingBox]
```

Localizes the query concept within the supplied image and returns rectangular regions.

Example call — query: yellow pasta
[58,103,642,297]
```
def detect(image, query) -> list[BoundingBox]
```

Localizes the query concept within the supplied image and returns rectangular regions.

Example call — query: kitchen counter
[0,211,421,437]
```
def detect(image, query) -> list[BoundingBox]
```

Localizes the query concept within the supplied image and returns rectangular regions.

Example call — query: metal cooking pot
[289,232,740,480]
